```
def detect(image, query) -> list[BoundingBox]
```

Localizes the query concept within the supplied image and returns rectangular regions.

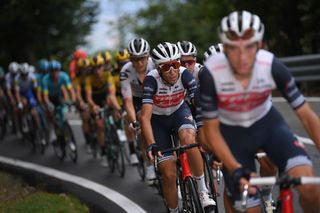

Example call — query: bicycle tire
[64,122,78,163]
[183,176,204,213]
[116,143,126,177]
[136,150,145,181]
[202,152,219,213]
[0,115,5,141]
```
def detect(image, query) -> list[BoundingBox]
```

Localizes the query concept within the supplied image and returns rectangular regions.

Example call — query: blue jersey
[42,72,72,97]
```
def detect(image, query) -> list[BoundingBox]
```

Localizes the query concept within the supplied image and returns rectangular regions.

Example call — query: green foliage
[0,0,99,66]
[123,0,320,59]
[0,192,89,213]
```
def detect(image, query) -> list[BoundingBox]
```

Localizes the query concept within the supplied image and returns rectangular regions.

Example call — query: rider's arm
[200,67,241,173]
[42,77,50,106]
[272,58,320,151]
[140,75,157,146]
[106,75,121,111]
[63,74,75,102]
[120,69,136,122]
[181,68,197,106]
[14,77,22,104]
[85,77,96,108]
[5,75,15,104]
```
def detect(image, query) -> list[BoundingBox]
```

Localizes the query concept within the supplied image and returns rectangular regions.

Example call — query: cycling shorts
[21,89,37,108]
[220,106,312,210]
[151,102,195,163]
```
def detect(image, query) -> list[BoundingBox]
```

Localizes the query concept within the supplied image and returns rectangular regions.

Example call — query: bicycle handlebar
[160,143,199,155]
[241,175,320,209]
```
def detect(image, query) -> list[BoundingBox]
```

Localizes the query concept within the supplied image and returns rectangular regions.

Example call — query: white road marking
[68,119,82,125]
[0,156,146,213]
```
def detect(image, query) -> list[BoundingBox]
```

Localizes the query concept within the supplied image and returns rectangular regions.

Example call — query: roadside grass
[0,171,89,213]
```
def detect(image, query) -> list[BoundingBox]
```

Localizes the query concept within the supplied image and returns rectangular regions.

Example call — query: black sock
[84,133,91,145]
[129,142,135,154]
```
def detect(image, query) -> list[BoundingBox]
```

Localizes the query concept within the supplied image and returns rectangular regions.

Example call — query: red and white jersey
[120,57,155,99]
[201,49,305,127]
[142,67,197,115]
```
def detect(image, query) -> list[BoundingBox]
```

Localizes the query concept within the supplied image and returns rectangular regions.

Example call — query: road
[0,98,319,212]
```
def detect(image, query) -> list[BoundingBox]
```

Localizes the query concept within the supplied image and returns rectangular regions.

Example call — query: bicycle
[241,175,320,213]
[154,143,208,213]
[202,152,221,213]
[51,103,78,163]
[100,108,126,178]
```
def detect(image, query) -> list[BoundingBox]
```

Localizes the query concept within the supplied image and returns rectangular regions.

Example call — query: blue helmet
[48,60,61,71]
[38,59,49,71]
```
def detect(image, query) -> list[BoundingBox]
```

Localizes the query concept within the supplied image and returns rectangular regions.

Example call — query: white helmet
[19,63,29,75]
[127,38,150,57]
[177,41,197,56]
[151,42,181,65]
[204,43,224,61]
[28,65,35,73]
[8,61,19,74]
[219,10,264,45]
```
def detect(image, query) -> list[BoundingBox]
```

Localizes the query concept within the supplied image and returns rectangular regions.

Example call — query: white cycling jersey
[5,73,15,90]
[189,63,203,83]
[142,67,197,115]
[120,57,155,99]
[201,49,305,127]
[14,72,38,92]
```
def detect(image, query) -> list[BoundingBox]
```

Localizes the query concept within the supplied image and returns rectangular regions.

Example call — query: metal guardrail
[280,54,320,82]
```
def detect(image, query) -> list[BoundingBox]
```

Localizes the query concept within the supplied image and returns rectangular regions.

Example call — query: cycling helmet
[177,41,197,56]
[77,58,91,68]
[20,63,29,75]
[48,60,61,71]
[203,43,224,61]
[73,50,87,60]
[127,38,150,57]
[115,49,130,62]
[8,61,19,74]
[91,54,105,67]
[151,42,181,65]
[38,59,49,71]
[28,65,35,73]
[101,51,112,63]
[219,10,264,45]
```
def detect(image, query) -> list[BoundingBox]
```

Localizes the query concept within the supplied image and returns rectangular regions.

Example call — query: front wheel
[183,176,203,213]
[64,122,77,163]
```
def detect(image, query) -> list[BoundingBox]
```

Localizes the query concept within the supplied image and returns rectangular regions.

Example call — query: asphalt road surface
[0,98,319,213]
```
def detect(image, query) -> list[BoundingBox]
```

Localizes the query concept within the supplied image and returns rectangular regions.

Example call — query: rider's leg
[158,159,178,210]
[287,165,320,213]
[81,108,91,145]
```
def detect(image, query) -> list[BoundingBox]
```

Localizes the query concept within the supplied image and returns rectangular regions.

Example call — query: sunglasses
[159,61,180,73]
[225,29,255,41]
[181,59,196,67]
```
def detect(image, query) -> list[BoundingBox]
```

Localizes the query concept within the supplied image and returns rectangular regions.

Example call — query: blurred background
[0,0,319,67]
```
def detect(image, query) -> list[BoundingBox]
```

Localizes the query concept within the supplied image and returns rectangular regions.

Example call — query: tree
[0,0,98,67]
[121,0,319,59]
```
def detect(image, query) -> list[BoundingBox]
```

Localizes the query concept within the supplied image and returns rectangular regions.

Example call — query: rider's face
[131,56,148,74]
[224,41,260,77]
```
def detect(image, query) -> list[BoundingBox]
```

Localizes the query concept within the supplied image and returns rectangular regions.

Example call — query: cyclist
[42,60,75,143]
[35,59,50,104]
[141,42,216,213]
[73,57,92,153]
[85,54,121,166]
[5,61,20,134]
[0,67,6,101]
[120,38,155,174]
[177,41,203,82]
[15,63,41,130]
[69,49,87,80]
[200,10,320,212]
